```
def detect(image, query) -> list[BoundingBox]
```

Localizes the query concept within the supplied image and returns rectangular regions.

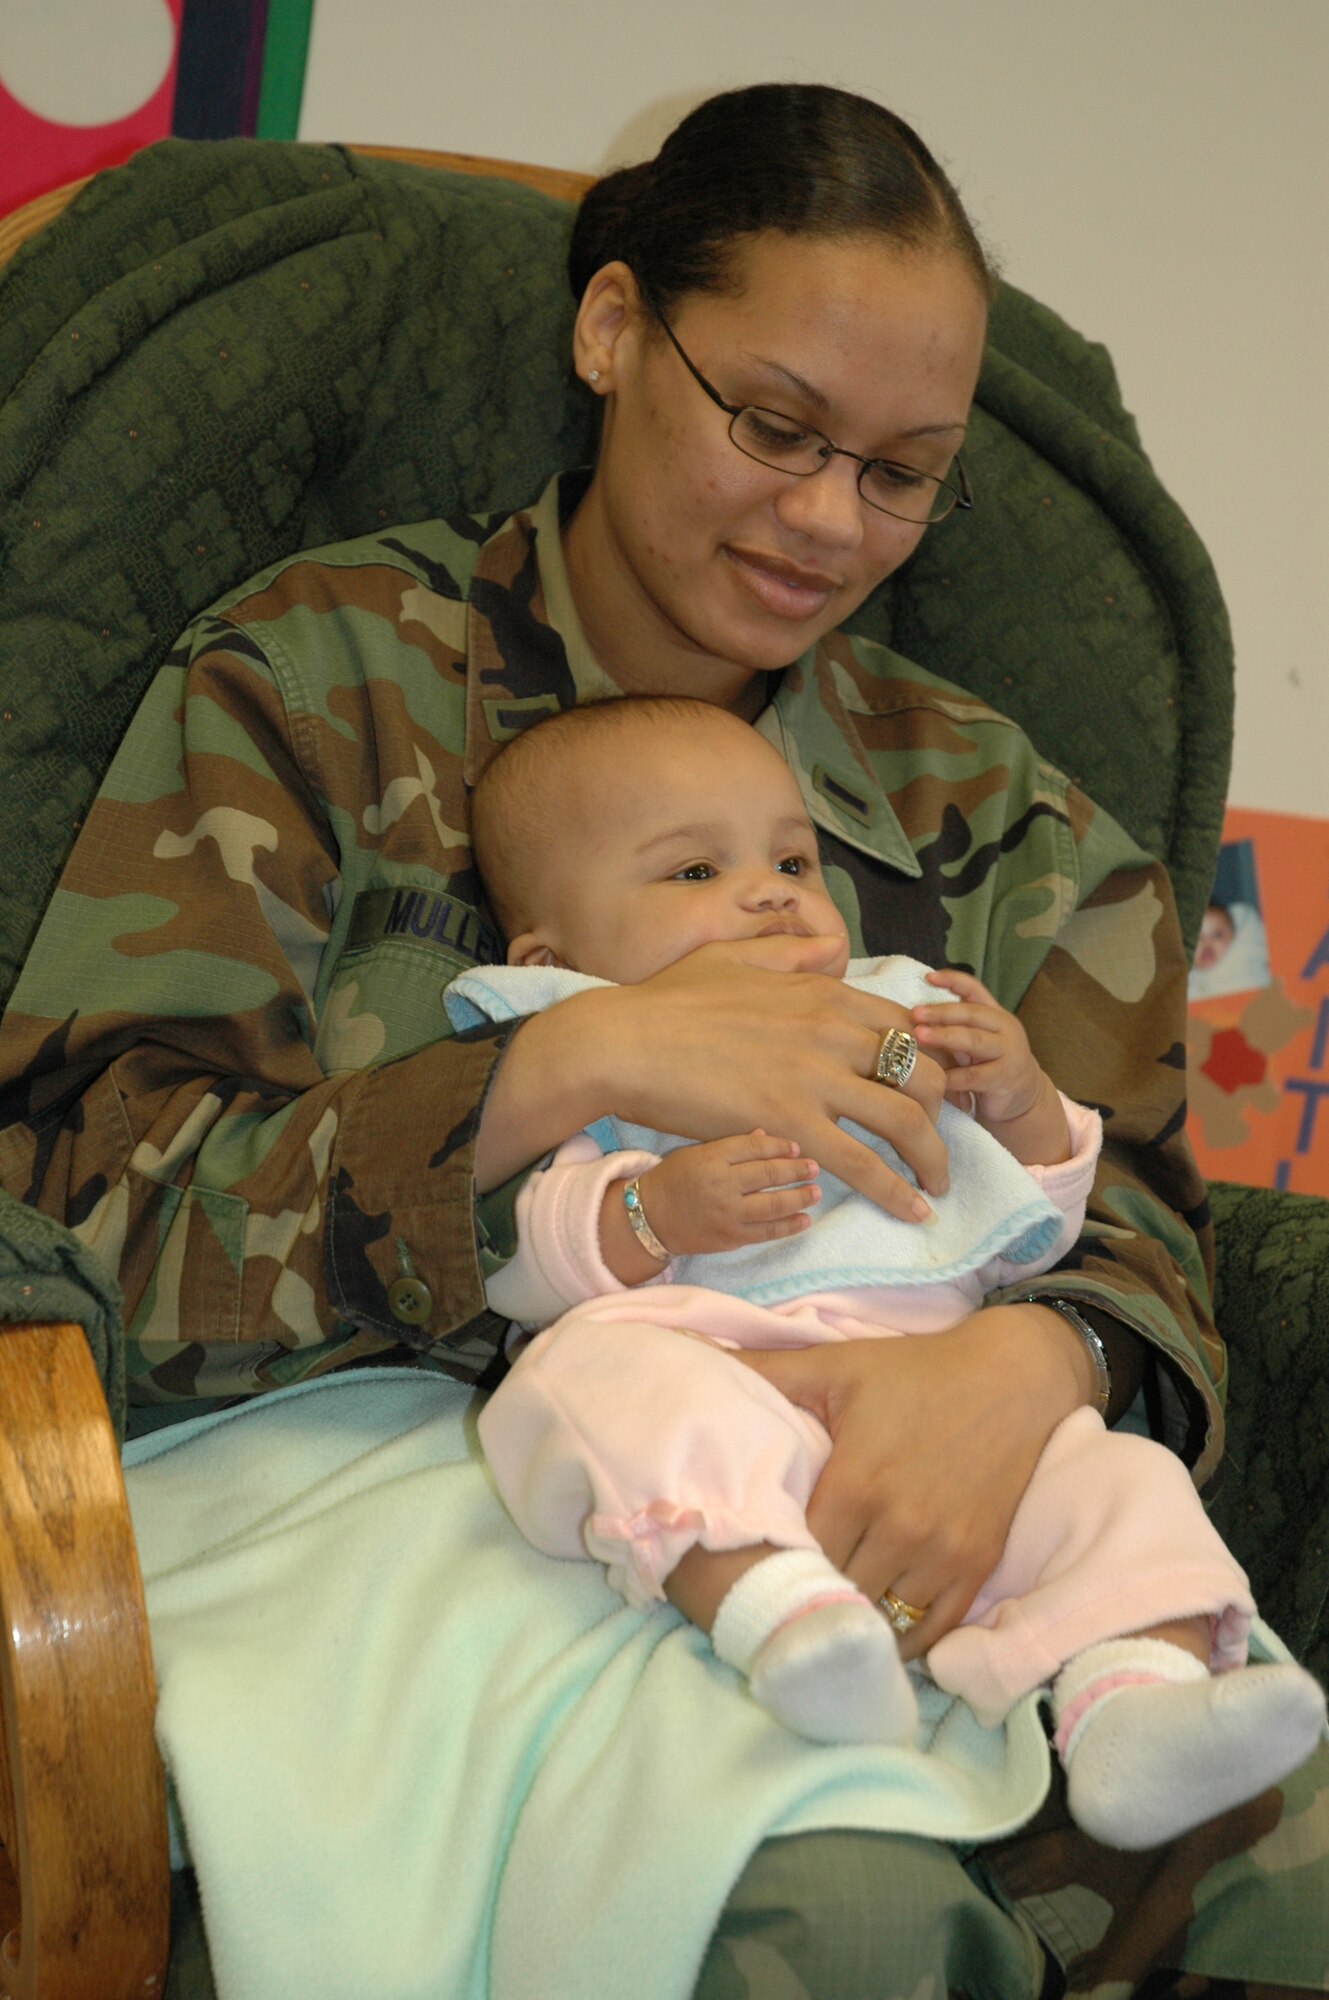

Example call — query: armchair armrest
[0,1323,168,2000]
[1208,1180,1329,1682]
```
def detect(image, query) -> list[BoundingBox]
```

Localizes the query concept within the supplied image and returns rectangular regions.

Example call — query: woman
[0,83,1323,1998]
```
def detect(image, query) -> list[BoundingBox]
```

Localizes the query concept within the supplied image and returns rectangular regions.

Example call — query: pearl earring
[587,369,601,385]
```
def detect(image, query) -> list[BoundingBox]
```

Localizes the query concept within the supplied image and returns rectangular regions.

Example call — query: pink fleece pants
[477,1286,1254,1727]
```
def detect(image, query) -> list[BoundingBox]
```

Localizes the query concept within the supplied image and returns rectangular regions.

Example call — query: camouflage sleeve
[0,622,511,1393]
[995,818,1225,1489]
[782,632,1224,1489]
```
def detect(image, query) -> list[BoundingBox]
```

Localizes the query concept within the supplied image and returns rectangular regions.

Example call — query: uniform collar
[463,474,619,787]
[760,637,923,879]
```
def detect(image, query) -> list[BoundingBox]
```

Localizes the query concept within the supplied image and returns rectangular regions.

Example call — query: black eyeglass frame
[648,304,973,527]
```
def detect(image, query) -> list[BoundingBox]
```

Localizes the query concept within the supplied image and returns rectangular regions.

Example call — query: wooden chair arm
[0,137,596,1992]
[0,1323,168,2000]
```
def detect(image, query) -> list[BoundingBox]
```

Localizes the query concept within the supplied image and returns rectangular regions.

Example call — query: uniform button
[387,1276,433,1326]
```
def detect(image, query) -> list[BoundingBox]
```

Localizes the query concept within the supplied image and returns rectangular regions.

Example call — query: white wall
[300,0,1328,820]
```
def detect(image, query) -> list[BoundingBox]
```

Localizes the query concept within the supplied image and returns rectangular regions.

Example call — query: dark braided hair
[568,82,995,311]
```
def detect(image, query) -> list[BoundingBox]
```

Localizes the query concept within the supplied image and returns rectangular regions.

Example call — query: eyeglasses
[649,307,973,528]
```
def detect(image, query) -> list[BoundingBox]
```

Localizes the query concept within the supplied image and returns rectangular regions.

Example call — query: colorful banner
[0,0,314,218]
[1187,807,1329,1195]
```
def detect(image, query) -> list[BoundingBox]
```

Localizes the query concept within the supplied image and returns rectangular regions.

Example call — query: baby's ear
[507,930,565,969]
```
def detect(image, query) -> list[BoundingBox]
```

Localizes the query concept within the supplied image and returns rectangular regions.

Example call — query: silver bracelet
[1022,1294,1112,1416]
[623,1178,671,1263]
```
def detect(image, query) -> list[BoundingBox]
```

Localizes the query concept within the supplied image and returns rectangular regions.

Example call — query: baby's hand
[603,1131,820,1282]
[910,970,1050,1129]
[645,1130,821,1254]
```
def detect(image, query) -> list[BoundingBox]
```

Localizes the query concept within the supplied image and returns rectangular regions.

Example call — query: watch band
[623,1177,671,1263]
[1022,1294,1112,1416]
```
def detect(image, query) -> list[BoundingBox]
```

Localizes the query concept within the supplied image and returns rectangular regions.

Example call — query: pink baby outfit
[477,1103,1254,1729]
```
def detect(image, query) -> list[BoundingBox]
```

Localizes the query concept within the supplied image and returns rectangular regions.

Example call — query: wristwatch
[1021,1294,1112,1417]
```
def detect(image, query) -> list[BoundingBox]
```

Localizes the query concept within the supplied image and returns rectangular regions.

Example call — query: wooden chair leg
[0,1323,169,2000]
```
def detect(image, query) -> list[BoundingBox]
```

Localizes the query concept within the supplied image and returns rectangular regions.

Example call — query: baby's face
[509,715,850,983]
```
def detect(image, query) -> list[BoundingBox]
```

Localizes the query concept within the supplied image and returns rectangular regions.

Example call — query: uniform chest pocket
[319,884,503,1070]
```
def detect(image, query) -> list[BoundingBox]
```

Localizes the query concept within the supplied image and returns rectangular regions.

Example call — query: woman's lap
[982,1733,1329,1993]
[698,1734,1329,2000]
[160,1739,1329,1997]
[694,1828,1047,2000]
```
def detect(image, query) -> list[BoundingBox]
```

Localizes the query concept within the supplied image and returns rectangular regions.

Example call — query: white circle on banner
[0,0,176,128]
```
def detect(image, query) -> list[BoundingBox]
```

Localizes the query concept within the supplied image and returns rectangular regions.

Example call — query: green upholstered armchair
[0,141,1326,1999]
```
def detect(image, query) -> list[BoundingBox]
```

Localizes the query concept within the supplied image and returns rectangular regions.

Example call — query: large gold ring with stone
[879,1587,930,1633]
[874,1027,918,1090]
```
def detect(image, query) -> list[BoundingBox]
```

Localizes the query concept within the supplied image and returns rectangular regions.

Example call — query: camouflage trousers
[164,1741,1329,1999]
[696,1740,1329,2000]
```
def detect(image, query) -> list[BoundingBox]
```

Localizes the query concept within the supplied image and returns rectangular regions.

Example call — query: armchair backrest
[0,138,1233,1006]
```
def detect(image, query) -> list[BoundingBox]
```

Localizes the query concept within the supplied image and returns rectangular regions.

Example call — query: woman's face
[571,230,988,686]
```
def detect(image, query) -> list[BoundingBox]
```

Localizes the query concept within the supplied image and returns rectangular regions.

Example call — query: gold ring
[874,1027,917,1090]
[879,1587,930,1633]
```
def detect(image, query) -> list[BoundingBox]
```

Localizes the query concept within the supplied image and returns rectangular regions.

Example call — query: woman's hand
[475,935,951,1215]
[735,1301,1097,1659]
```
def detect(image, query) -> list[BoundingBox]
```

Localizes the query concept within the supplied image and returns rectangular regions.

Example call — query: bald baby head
[468,696,846,985]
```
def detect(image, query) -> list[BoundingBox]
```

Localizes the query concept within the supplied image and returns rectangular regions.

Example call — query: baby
[451,695,1324,1850]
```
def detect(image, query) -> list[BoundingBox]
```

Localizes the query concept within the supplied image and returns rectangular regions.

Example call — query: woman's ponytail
[567,83,995,311]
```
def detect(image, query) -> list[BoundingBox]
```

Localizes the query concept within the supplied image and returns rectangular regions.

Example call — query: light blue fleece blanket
[445,955,1064,1298]
[124,1368,1056,2000]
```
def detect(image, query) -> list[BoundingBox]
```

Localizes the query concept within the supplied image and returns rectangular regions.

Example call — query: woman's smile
[722,544,843,622]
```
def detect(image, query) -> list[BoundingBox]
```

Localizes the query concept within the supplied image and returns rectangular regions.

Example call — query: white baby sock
[1053,1635,1327,1850]
[710,1547,918,1746]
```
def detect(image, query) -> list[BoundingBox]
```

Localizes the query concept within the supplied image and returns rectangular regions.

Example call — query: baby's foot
[711,1548,917,1746]
[751,1599,918,1744]
[1055,1639,1326,1849]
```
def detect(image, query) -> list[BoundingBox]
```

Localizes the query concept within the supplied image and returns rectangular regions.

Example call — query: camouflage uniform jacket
[0,476,1225,1467]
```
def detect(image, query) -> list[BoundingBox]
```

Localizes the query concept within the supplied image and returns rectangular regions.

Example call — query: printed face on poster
[1187,808,1329,1195]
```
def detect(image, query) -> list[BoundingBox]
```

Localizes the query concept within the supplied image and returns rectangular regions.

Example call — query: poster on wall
[0,0,314,220]
[1186,806,1329,1196]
